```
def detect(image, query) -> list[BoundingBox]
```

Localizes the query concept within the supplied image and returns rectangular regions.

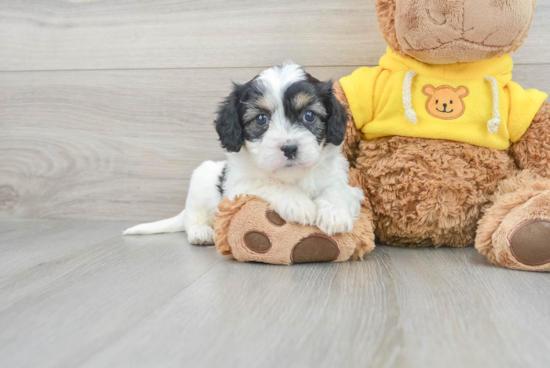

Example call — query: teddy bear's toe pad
[244,231,272,253]
[266,211,286,226]
[291,235,340,264]
[510,220,550,266]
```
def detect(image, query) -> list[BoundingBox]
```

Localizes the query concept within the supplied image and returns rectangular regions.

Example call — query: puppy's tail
[123,210,187,235]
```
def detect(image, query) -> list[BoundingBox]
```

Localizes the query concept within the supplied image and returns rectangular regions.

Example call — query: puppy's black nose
[281,144,298,159]
[443,103,448,109]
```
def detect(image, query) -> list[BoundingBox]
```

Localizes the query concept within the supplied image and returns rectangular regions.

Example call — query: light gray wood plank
[0,0,548,71]
[0,0,385,71]
[386,248,550,368]
[0,220,223,368]
[0,220,129,278]
[2,64,550,222]
[1,220,549,368]
[78,246,550,368]
[0,66,356,221]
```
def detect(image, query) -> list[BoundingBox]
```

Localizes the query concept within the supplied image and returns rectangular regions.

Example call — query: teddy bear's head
[376,0,537,64]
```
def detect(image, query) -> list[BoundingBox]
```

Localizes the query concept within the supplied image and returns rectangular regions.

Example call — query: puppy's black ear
[320,81,348,146]
[214,83,245,152]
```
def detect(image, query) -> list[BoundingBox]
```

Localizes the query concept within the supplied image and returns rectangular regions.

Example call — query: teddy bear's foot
[477,174,550,271]
[214,195,375,265]
[495,191,550,271]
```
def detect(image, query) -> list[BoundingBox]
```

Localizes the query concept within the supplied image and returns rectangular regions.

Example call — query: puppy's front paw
[316,203,354,235]
[187,225,216,245]
[275,195,317,226]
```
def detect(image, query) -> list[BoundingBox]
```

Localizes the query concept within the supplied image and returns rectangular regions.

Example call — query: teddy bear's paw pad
[291,234,340,264]
[266,210,286,226]
[510,220,550,266]
[244,231,272,254]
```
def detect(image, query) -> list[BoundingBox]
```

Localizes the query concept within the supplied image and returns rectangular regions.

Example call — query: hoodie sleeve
[507,81,548,143]
[339,66,385,131]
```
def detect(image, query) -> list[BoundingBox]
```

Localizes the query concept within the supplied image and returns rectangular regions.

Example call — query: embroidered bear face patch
[422,85,470,120]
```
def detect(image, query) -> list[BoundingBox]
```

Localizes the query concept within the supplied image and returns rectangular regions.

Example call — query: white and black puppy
[124,63,364,244]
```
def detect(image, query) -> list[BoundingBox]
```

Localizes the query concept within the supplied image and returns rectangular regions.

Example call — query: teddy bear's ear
[422,85,436,97]
[455,86,470,98]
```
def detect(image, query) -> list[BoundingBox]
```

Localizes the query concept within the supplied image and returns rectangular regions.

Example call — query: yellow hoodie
[340,48,548,150]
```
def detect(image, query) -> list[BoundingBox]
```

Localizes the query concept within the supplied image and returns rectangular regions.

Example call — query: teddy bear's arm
[334,82,362,166]
[510,102,550,177]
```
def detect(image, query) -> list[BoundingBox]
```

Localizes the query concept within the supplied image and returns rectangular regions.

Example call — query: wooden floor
[1,219,549,368]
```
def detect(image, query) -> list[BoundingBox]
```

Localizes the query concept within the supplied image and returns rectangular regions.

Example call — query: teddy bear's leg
[476,171,550,271]
[214,195,375,265]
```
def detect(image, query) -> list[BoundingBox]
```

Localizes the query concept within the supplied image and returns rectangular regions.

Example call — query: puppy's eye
[436,100,439,104]
[303,111,315,123]
[450,100,453,104]
[256,114,269,126]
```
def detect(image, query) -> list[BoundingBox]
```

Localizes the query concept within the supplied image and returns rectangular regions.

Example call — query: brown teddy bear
[214,0,550,272]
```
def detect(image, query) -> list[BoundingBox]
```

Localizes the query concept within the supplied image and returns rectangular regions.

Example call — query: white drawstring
[485,76,501,134]
[403,70,418,125]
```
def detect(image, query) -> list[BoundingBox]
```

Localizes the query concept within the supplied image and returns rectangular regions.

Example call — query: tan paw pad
[244,231,272,254]
[266,210,286,226]
[291,234,340,264]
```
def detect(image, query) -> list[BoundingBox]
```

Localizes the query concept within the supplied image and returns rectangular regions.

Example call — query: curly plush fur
[510,102,550,177]
[351,134,514,248]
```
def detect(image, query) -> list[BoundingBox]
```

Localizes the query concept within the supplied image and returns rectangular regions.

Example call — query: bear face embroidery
[422,85,470,120]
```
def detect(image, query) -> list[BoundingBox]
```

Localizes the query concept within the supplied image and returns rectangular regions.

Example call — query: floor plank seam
[1,63,548,74]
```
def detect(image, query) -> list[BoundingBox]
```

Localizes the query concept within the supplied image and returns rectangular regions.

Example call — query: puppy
[124,63,364,244]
